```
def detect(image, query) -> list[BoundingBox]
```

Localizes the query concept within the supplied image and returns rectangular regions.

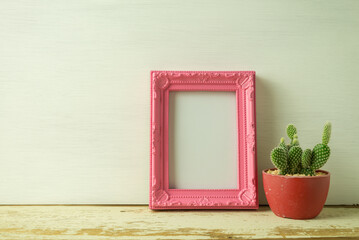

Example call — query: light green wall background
[0,0,358,204]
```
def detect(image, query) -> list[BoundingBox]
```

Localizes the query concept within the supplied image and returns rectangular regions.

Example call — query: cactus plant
[286,124,297,143]
[311,123,331,170]
[270,122,332,176]
[301,149,312,168]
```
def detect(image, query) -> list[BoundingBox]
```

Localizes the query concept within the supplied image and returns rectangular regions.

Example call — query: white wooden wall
[0,0,358,204]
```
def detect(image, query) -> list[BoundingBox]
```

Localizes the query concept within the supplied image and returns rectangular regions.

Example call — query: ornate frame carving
[150,71,258,209]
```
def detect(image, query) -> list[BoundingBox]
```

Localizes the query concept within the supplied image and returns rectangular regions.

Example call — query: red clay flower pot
[262,168,330,219]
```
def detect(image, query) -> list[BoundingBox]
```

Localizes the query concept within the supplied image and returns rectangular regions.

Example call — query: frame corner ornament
[152,71,170,90]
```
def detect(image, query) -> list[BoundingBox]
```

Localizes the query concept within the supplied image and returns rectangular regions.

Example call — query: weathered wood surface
[0,206,358,239]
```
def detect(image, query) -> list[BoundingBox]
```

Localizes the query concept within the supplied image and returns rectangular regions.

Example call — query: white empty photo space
[168,91,238,189]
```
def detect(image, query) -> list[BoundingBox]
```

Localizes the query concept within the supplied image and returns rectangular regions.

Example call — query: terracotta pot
[262,168,330,219]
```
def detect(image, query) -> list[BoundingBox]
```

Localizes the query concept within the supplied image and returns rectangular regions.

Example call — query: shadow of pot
[262,168,330,219]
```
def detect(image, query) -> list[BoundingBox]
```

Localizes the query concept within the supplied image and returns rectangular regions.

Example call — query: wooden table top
[1,205,358,239]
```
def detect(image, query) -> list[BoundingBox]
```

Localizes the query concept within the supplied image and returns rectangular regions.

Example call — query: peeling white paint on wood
[0,206,359,239]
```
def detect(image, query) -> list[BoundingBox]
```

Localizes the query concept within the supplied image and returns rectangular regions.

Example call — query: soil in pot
[266,169,327,176]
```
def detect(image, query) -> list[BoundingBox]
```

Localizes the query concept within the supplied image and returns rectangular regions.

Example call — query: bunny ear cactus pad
[301,149,312,169]
[311,122,332,170]
[301,149,314,176]
[287,124,297,140]
[288,146,303,173]
[271,147,287,172]
[311,144,330,170]
[292,136,299,146]
[279,137,287,149]
[322,122,332,145]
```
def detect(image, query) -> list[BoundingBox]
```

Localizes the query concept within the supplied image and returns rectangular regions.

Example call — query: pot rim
[262,168,330,179]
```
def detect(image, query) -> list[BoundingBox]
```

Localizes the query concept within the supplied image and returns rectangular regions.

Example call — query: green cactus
[288,146,303,174]
[269,122,332,176]
[301,168,315,176]
[279,137,287,150]
[287,124,297,143]
[311,122,331,170]
[322,122,331,145]
[311,144,330,170]
[301,149,313,175]
[292,135,299,146]
[270,147,287,174]
[301,149,312,168]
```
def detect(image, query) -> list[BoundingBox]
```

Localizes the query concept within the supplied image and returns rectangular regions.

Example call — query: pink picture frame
[150,71,258,209]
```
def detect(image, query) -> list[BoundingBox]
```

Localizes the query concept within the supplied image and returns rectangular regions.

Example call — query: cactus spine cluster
[270,122,332,176]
